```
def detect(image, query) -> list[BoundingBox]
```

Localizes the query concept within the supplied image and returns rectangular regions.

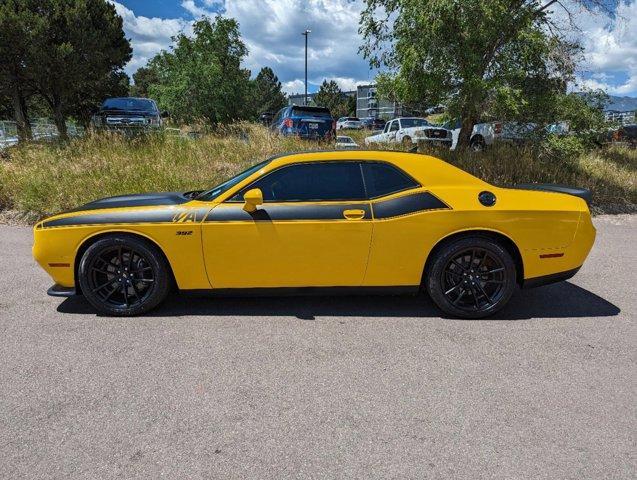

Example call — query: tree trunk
[457,115,477,150]
[10,82,32,142]
[52,97,68,141]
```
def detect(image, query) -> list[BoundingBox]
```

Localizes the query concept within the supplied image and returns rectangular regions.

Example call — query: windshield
[102,98,157,112]
[196,159,271,201]
[400,118,430,128]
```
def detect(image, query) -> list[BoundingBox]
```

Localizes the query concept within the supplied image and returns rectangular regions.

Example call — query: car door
[360,161,447,287]
[201,161,373,288]
[388,120,400,142]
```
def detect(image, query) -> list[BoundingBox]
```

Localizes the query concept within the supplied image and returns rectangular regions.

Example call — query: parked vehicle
[361,117,386,130]
[336,117,363,130]
[335,135,359,149]
[609,124,637,147]
[425,105,445,115]
[91,97,166,130]
[34,150,596,319]
[444,120,536,151]
[271,105,335,139]
[364,117,452,147]
[259,112,274,126]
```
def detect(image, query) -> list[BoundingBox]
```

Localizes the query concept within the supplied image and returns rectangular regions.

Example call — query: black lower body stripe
[41,208,209,228]
[206,203,371,222]
[372,192,449,219]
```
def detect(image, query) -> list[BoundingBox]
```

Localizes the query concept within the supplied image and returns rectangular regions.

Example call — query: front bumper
[47,284,77,297]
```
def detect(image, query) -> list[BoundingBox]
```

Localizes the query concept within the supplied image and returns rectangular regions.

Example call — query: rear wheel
[425,236,517,318]
[78,235,171,316]
[469,136,485,152]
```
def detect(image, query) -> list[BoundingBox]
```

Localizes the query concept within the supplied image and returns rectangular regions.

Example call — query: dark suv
[271,105,335,140]
[92,97,166,130]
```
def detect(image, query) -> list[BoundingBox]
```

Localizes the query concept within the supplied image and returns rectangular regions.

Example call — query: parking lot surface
[1,215,635,479]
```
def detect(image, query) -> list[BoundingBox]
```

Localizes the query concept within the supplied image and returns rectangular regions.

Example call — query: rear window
[400,118,430,128]
[362,162,419,198]
[102,98,157,112]
[291,106,332,117]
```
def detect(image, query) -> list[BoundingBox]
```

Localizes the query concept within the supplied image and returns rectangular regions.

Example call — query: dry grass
[0,123,635,222]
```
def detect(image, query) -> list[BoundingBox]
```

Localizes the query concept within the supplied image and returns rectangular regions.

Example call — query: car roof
[263,150,486,188]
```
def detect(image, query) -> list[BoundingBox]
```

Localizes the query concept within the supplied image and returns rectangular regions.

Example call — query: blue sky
[112,0,637,97]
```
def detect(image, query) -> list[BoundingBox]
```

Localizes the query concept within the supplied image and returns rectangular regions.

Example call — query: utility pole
[302,29,311,105]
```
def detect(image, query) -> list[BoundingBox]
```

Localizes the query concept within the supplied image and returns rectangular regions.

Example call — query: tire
[425,236,517,319]
[469,136,485,152]
[401,136,412,146]
[78,235,171,316]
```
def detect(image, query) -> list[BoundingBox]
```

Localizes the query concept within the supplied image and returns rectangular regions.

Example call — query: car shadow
[57,281,620,320]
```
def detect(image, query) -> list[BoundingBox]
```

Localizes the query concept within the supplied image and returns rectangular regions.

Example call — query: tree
[130,66,159,98]
[25,0,131,139]
[251,67,287,116]
[148,16,252,125]
[0,0,42,141]
[313,80,352,118]
[71,71,130,126]
[359,0,605,149]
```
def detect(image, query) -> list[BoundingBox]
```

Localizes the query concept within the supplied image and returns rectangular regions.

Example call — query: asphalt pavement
[0,215,635,479]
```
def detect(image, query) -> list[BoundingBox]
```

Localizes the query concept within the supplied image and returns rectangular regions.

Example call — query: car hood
[67,192,191,213]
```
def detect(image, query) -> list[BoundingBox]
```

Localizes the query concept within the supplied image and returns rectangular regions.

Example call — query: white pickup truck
[364,117,452,147]
[446,120,537,151]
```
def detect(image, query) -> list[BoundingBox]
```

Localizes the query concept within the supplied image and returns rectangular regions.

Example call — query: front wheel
[425,236,517,318]
[78,235,171,316]
[401,136,413,146]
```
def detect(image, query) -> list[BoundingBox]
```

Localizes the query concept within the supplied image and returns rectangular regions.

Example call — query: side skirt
[522,267,581,289]
[181,286,421,298]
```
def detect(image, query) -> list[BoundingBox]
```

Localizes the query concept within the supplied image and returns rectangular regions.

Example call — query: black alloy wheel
[426,236,517,318]
[78,236,171,316]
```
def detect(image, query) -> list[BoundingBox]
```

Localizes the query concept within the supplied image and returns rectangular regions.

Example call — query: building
[288,84,415,120]
[288,93,316,106]
[604,110,636,125]
[354,84,419,120]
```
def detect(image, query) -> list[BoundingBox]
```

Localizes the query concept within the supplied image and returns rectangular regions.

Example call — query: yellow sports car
[33,150,596,318]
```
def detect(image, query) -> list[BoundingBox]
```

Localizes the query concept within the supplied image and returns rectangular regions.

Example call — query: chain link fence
[0,119,85,149]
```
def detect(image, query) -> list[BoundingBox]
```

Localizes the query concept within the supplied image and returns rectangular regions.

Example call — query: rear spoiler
[514,183,592,206]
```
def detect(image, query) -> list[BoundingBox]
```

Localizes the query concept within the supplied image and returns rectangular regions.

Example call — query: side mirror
[242,188,263,213]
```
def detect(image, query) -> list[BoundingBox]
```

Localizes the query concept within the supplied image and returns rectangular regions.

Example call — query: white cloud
[112,0,636,97]
[223,0,373,90]
[550,0,637,96]
[181,0,214,18]
[282,79,305,94]
[109,1,191,77]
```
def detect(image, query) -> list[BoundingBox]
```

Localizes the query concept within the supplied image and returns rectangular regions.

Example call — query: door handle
[343,209,366,220]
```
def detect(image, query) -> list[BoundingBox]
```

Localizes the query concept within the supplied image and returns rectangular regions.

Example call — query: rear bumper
[47,284,77,297]
[523,267,581,289]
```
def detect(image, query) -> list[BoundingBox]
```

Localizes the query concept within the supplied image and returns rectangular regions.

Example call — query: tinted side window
[238,162,366,202]
[362,163,419,198]
[390,121,399,132]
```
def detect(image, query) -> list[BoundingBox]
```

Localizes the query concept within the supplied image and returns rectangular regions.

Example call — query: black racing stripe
[372,192,449,219]
[206,203,371,222]
[42,208,208,228]
[65,192,190,213]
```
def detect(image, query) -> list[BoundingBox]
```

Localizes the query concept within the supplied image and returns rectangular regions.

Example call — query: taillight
[282,118,293,128]
[494,122,502,134]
